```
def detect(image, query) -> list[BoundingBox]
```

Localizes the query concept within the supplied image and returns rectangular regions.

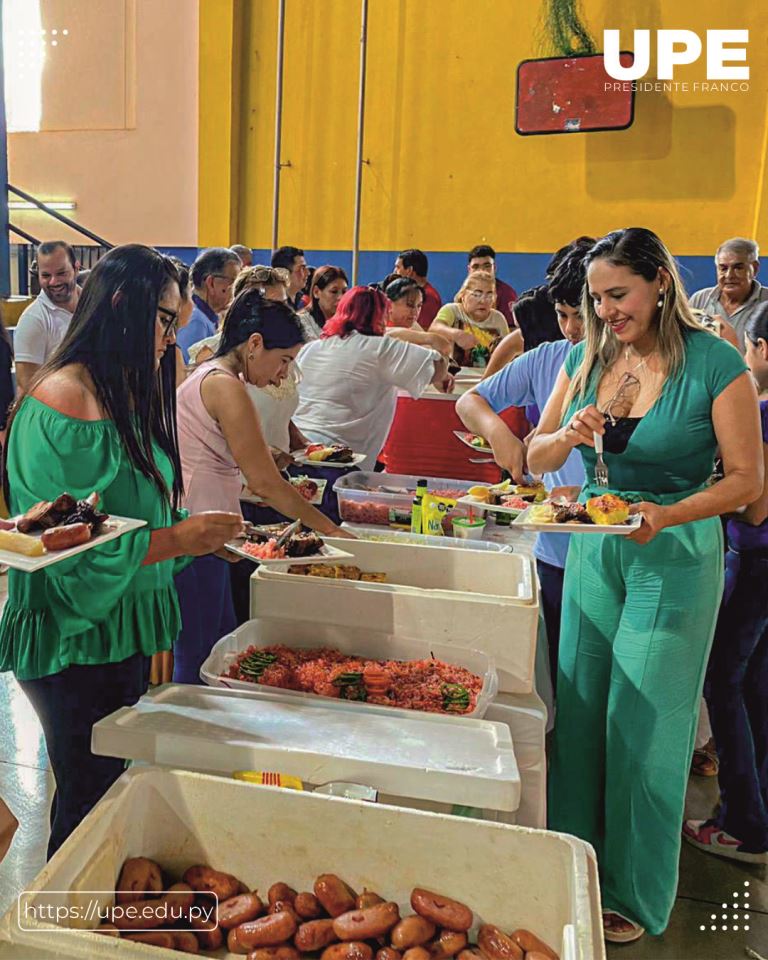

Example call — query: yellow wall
[10,0,199,247]
[199,0,768,255]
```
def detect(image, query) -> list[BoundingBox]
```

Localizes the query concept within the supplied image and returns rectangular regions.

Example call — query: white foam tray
[91,684,519,813]
[200,619,498,719]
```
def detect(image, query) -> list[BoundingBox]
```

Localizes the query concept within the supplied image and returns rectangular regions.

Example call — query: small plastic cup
[452,517,487,540]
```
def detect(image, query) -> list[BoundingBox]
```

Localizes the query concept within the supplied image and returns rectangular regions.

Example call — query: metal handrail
[8,223,40,245]
[7,183,113,248]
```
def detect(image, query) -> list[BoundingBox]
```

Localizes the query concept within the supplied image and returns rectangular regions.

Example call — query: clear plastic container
[200,618,498,719]
[334,471,479,526]
[340,522,513,552]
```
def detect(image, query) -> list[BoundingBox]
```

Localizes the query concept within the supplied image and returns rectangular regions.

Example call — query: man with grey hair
[689,237,768,352]
[177,247,242,363]
[230,244,253,267]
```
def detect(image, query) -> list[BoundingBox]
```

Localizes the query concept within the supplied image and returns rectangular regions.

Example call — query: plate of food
[293,443,366,468]
[512,493,642,534]
[456,479,549,517]
[225,524,355,566]
[241,475,327,506]
[0,492,147,572]
[453,430,492,452]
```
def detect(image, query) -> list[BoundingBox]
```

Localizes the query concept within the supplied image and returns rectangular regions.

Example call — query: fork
[593,431,609,487]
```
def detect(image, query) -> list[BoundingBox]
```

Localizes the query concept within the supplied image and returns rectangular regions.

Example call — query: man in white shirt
[14,241,81,393]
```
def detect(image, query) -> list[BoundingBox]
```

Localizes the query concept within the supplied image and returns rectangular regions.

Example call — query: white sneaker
[683,819,768,863]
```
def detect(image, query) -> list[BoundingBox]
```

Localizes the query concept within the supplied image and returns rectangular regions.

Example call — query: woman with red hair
[295,286,452,468]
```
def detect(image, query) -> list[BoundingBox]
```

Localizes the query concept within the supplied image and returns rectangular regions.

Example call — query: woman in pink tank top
[174,290,350,683]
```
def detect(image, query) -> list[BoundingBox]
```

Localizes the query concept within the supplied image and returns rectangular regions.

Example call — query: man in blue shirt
[457,240,592,686]
[177,247,242,362]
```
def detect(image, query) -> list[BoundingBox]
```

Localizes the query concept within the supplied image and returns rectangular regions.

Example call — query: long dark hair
[4,244,184,507]
[215,287,306,356]
[308,265,348,329]
[746,302,768,345]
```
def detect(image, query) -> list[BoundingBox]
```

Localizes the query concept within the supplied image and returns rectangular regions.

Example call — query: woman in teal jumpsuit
[528,228,763,943]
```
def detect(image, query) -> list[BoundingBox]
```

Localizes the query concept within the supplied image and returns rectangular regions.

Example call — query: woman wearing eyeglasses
[528,228,762,944]
[429,270,509,366]
[0,245,243,855]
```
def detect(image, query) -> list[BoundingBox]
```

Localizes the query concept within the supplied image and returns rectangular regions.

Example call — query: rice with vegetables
[226,645,482,714]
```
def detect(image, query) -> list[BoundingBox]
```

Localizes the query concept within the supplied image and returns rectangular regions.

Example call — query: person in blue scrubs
[456,241,592,684]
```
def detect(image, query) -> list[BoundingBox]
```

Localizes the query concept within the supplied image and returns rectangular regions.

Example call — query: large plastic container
[334,471,479,526]
[200,618,499,719]
[251,539,539,694]
[340,522,513,552]
[0,766,604,960]
[91,684,520,816]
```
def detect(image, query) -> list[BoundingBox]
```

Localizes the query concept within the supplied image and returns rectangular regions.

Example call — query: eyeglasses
[212,274,236,288]
[466,290,495,301]
[157,305,179,338]
[601,372,641,425]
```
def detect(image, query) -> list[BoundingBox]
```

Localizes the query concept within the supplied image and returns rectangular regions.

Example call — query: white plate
[453,430,493,453]
[293,450,366,469]
[512,504,642,535]
[225,540,355,566]
[455,494,528,518]
[241,476,328,506]
[0,516,148,572]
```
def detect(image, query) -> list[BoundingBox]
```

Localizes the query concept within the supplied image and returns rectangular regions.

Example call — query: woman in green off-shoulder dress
[0,245,242,857]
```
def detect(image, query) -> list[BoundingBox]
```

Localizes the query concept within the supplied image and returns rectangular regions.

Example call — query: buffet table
[380,374,529,482]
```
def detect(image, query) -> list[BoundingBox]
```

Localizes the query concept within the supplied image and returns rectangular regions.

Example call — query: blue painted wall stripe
[157,248,717,302]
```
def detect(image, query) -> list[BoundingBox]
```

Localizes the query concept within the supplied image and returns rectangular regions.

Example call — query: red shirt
[494,277,518,328]
[418,281,442,330]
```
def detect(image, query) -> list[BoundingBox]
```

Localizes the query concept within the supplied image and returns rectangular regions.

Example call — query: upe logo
[603,29,749,81]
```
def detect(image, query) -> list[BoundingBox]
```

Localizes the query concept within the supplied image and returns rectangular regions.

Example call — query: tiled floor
[0,571,765,959]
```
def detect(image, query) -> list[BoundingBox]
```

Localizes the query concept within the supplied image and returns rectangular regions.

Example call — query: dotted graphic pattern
[698,881,751,933]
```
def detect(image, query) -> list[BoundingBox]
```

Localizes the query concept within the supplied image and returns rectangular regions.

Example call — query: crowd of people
[1,229,767,946]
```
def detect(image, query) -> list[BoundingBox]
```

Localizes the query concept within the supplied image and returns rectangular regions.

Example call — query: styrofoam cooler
[0,767,605,960]
[199,618,547,829]
[90,683,521,818]
[340,522,513,552]
[251,538,539,695]
[200,619,498,718]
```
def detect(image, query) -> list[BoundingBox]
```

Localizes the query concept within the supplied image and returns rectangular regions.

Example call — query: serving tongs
[274,518,302,549]
[239,519,299,544]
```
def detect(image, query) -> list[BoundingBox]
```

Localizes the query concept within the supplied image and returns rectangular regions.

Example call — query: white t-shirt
[294,332,439,469]
[14,290,74,365]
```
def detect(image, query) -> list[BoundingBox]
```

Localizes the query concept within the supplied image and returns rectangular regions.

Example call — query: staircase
[6,184,113,296]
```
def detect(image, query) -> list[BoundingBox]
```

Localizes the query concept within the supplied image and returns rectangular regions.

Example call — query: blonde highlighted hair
[564,228,702,413]
[455,270,497,307]
[234,264,290,298]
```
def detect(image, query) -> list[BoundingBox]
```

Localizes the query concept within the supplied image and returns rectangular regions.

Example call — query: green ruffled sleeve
[170,507,195,575]
[5,400,165,638]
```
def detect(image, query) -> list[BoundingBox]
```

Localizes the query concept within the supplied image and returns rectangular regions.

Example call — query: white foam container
[251,538,540,694]
[200,618,499,719]
[333,471,479,526]
[0,766,604,960]
[90,683,520,815]
[340,522,513,552]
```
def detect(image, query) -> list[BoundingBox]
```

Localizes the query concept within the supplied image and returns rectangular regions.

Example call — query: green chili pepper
[442,683,470,711]
[332,671,364,687]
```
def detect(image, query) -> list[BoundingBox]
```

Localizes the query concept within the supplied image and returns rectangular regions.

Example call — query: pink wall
[7,0,198,247]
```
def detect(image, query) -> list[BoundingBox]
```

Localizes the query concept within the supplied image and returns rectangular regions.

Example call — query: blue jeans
[705,547,768,851]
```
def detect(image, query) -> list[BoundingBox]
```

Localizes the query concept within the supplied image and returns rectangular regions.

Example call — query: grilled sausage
[477,925,523,960]
[295,918,338,952]
[269,883,298,906]
[410,891,472,933]
[321,943,374,960]
[295,892,325,919]
[509,930,558,960]
[333,903,400,941]
[315,875,358,918]
[183,865,242,902]
[227,911,299,952]
[391,916,437,950]
[41,522,92,551]
[430,930,467,958]
[115,857,164,905]
[219,892,266,929]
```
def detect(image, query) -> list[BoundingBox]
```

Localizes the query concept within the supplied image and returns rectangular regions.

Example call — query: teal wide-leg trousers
[548,516,723,935]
